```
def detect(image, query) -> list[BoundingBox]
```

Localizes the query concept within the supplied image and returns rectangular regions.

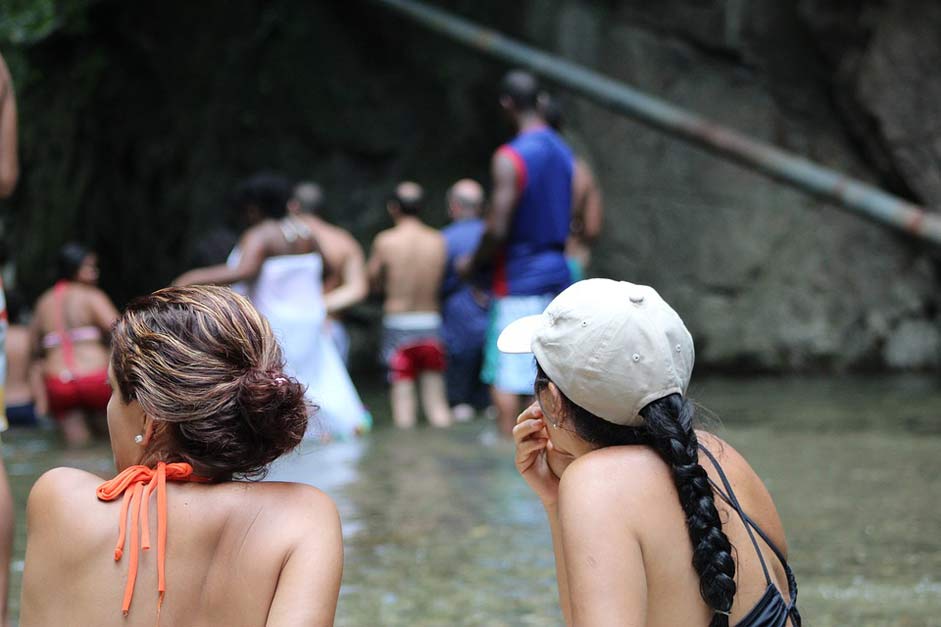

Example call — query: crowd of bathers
[1,73,603,445]
[0,62,801,626]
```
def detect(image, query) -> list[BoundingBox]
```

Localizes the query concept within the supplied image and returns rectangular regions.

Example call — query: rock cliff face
[3,0,939,371]
[518,0,940,370]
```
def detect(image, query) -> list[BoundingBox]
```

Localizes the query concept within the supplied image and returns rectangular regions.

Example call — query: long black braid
[535,364,736,625]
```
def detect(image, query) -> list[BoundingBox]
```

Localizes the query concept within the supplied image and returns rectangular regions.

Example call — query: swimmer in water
[32,243,119,447]
[175,173,371,439]
[368,181,451,429]
[462,70,574,437]
[287,182,369,365]
[506,279,800,626]
[20,286,343,626]
[440,179,491,421]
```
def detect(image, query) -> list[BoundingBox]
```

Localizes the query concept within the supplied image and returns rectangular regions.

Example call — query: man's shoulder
[313,219,356,243]
[372,227,396,246]
[419,224,446,247]
[313,220,361,256]
[443,219,484,241]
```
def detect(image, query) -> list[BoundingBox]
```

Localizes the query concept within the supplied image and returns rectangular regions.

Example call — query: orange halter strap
[96,462,209,620]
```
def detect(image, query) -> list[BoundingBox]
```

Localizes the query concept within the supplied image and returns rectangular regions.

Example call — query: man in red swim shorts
[368,182,452,429]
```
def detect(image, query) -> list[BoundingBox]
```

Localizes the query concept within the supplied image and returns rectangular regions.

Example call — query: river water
[3,375,940,626]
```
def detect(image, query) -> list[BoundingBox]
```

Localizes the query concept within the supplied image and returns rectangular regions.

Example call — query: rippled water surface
[4,375,940,626]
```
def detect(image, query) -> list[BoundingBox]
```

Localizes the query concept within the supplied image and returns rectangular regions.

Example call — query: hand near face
[512,402,560,507]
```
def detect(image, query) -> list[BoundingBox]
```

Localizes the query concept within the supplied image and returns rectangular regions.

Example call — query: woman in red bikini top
[20,285,343,626]
[31,242,119,447]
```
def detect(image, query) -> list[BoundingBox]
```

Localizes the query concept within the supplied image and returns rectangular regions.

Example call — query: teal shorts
[566,256,585,283]
[481,294,554,395]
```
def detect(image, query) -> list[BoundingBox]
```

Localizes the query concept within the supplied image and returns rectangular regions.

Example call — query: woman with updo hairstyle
[505,279,800,626]
[20,286,343,627]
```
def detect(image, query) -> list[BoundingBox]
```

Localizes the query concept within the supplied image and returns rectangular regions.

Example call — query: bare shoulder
[31,466,102,498]
[244,481,340,531]
[564,445,666,484]
[557,448,661,547]
[372,228,394,248]
[238,220,275,251]
[698,431,790,554]
[83,284,113,305]
[33,289,54,313]
[422,224,445,244]
[330,225,365,261]
[28,467,104,524]
[560,446,669,512]
[697,431,761,487]
[325,223,360,251]
[257,481,337,509]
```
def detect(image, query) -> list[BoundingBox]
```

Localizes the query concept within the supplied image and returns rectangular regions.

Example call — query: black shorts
[445,348,489,409]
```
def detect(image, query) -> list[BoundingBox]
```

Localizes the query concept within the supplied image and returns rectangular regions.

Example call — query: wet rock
[5,0,941,372]
[884,319,941,370]
[524,0,941,371]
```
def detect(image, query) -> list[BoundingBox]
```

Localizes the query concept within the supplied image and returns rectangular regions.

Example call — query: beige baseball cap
[497,279,694,426]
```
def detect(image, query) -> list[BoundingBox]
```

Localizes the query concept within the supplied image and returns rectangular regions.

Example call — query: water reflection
[1,376,939,626]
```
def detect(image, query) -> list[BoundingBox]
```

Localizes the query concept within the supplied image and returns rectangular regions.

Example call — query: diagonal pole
[375,0,941,246]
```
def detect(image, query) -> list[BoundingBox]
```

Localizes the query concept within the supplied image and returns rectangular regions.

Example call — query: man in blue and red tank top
[462,69,574,436]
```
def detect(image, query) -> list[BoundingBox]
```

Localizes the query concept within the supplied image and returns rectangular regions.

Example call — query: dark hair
[5,289,24,325]
[111,286,309,481]
[58,242,91,281]
[500,69,540,112]
[189,227,239,267]
[541,95,563,132]
[391,182,423,216]
[233,172,293,219]
[535,363,736,625]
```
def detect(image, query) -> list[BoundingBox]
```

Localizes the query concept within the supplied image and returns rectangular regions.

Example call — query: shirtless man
[541,94,604,281]
[288,182,368,365]
[368,182,451,429]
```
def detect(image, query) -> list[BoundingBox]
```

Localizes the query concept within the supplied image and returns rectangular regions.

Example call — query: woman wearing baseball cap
[502,279,800,626]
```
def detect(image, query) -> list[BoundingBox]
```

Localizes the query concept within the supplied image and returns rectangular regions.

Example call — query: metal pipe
[375,0,941,245]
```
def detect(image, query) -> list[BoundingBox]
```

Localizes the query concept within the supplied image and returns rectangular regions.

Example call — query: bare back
[559,433,793,626]
[252,219,322,259]
[370,219,446,314]
[32,283,118,378]
[299,216,360,294]
[21,468,342,627]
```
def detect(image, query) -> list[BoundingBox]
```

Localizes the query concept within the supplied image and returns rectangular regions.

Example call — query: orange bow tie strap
[96,462,208,619]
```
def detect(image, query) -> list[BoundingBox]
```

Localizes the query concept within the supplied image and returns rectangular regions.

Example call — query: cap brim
[496,314,545,354]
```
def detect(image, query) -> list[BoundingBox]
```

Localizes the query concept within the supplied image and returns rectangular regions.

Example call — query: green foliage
[0,0,98,45]
[1,0,508,309]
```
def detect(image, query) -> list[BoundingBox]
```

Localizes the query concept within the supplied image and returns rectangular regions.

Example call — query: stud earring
[134,434,144,445]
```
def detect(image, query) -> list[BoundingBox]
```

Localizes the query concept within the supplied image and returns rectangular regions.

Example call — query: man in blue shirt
[462,70,574,436]
[440,179,490,421]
